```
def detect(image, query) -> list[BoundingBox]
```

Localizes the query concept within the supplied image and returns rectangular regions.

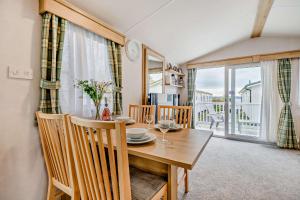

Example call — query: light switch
[8,66,33,80]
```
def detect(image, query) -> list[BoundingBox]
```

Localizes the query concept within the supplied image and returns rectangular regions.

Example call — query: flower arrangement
[75,79,112,120]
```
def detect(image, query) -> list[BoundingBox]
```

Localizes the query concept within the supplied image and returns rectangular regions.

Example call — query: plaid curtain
[277,59,298,149]
[187,68,197,128]
[107,40,123,115]
[39,13,66,113]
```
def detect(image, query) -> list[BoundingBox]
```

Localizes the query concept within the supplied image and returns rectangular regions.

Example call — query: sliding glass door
[195,63,263,141]
[225,64,262,140]
[195,67,226,137]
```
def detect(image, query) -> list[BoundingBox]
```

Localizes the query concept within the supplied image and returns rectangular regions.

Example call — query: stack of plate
[126,128,156,144]
[115,116,136,125]
[155,121,182,131]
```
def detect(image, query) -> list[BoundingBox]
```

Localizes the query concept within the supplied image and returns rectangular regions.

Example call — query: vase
[95,102,101,120]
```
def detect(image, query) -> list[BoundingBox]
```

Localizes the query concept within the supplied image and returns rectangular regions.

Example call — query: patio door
[194,67,226,136]
[224,64,262,140]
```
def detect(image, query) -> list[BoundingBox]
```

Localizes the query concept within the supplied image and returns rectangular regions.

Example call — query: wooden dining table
[124,123,213,200]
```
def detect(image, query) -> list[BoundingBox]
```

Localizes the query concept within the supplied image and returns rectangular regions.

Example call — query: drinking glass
[145,115,153,129]
[159,119,170,143]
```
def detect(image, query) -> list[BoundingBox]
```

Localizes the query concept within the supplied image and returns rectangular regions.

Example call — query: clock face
[125,40,140,61]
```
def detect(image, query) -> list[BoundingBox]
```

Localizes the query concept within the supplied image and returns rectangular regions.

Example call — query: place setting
[126,128,156,144]
[114,115,136,125]
[154,119,180,145]
[154,119,182,132]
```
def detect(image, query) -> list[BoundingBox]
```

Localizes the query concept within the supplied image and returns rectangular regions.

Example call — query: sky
[195,65,261,96]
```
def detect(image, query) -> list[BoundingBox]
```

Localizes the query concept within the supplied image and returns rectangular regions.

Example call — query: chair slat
[58,122,70,185]
[106,130,120,200]
[70,123,88,199]
[96,129,112,200]
[183,110,187,128]
[77,125,94,199]
[84,128,101,200]
[41,119,60,181]
[179,109,183,125]
[45,119,65,183]
[51,120,69,185]
[90,128,107,200]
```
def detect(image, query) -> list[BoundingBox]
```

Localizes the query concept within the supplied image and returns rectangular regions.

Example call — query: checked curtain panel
[277,59,298,149]
[39,12,66,113]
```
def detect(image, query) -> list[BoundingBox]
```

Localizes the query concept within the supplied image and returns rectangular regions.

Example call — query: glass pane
[149,73,163,93]
[194,67,225,136]
[147,55,163,94]
[229,64,262,137]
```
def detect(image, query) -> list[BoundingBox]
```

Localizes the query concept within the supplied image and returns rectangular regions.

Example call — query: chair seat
[130,167,167,200]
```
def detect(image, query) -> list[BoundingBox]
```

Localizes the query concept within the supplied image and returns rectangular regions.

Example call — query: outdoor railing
[195,102,261,126]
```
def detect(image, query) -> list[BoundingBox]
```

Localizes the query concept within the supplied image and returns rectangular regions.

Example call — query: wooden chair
[36,112,79,200]
[129,104,155,124]
[157,105,192,128]
[67,116,167,200]
[157,105,192,193]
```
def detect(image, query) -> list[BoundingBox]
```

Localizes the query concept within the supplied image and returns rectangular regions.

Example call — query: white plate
[126,128,147,139]
[128,134,151,141]
[126,119,136,125]
[154,124,182,131]
[116,116,131,121]
[127,133,156,144]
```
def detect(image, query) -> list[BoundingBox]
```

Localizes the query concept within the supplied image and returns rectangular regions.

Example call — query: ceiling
[263,0,300,37]
[68,0,300,63]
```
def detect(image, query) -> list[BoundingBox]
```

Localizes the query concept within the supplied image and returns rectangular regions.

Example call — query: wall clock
[125,40,140,61]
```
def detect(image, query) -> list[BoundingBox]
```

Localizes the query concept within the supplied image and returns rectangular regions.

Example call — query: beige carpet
[178,137,300,200]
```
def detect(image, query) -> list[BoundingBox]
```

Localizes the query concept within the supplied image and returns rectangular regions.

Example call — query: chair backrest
[157,105,192,128]
[36,111,77,196]
[67,116,131,200]
[206,104,216,114]
[128,104,155,124]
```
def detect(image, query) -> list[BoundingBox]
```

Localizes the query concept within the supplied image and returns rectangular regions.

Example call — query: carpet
[178,137,300,200]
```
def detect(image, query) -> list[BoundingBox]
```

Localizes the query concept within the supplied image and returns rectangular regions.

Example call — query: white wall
[0,2,145,199]
[121,39,143,115]
[0,0,47,200]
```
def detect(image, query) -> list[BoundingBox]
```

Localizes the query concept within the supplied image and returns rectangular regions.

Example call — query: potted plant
[75,79,112,120]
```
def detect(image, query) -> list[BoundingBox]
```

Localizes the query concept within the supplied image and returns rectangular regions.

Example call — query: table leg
[168,164,178,200]
[185,169,189,193]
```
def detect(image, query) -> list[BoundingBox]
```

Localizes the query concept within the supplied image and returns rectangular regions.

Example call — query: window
[60,22,113,118]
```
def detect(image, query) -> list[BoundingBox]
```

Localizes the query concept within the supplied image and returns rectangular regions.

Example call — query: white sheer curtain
[291,58,300,141]
[260,60,281,142]
[60,22,113,118]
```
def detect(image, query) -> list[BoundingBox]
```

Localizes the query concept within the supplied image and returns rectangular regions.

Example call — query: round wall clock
[125,40,140,61]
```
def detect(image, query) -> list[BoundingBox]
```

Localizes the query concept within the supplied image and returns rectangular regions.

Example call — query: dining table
[123,123,213,200]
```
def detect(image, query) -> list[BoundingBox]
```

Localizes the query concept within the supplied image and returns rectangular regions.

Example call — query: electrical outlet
[8,66,33,80]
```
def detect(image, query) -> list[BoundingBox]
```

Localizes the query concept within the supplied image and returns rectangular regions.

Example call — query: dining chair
[157,105,192,128]
[36,112,79,200]
[129,104,155,124]
[67,116,167,200]
[157,105,192,193]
